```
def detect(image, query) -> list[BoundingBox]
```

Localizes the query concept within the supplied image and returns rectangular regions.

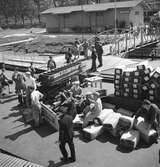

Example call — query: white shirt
[25,76,36,90]
[31,90,43,107]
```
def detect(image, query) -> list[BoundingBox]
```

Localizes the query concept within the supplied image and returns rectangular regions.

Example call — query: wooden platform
[0,152,44,167]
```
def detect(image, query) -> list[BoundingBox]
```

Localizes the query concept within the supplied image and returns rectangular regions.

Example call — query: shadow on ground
[5,127,33,141]
[4,122,57,141]
[2,105,24,120]
[47,160,75,167]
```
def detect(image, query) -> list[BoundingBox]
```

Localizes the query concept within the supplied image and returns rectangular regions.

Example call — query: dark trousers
[59,140,76,160]
[91,59,97,72]
[98,54,102,66]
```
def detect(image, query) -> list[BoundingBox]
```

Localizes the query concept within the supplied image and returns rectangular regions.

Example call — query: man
[28,62,36,77]
[70,80,83,114]
[47,56,56,70]
[30,87,43,127]
[12,67,26,105]
[82,39,89,59]
[65,48,72,64]
[0,69,12,94]
[134,99,160,134]
[90,45,97,72]
[95,40,103,67]
[25,71,36,107]
[58,107,76,162]
[83,92,102,128]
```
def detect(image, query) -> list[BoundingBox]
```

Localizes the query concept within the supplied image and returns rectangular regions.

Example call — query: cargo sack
[134,117,158,144]
[120,130,140,150]
[103,112,121,137]
[82,125,103,141]
[116,115,134,136]
[95,109,114,125]
[73,114,83,130]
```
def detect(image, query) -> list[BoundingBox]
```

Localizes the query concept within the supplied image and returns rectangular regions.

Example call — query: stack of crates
[132,69,142,100]
[122,71,133,98]
[114,68,123,97]
[148,69,160,102]
[114,64,160,103]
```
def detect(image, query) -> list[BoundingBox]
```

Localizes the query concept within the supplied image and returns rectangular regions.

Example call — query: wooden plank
[2,157,22,167]
[0,153,44,167]
[0,156,13,166]
[41,103,59,131]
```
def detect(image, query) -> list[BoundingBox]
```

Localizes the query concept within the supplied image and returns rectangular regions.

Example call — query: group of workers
[53,79,103,162]
[0,63,44,127]
[53,80,102,128]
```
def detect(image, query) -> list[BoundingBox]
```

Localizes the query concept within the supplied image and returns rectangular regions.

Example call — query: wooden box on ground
[41,103,59,131]
[82,125,103,141]
[120,130,140,150]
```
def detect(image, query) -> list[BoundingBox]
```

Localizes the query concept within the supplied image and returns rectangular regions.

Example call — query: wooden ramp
[0,152,44,167]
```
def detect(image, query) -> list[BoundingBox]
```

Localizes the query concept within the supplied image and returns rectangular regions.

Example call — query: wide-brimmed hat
[72,80,80,85]
[93,92,100,98]
[26,71,31,75]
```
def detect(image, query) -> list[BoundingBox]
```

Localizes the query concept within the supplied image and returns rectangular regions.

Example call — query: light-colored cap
[26,71,31,75]
[72,80,80,85]
[93,92,100,97]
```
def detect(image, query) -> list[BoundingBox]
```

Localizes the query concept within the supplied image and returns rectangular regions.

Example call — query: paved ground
[1,55,160,167]
[0,71,160,167]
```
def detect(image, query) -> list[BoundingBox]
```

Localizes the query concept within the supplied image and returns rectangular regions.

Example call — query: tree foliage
[0,0,99,27]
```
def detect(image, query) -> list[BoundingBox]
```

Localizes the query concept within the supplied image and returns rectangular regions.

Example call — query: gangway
[84,27,160,58]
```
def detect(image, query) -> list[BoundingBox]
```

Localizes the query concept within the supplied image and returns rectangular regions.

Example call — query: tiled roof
[41,0,145,14]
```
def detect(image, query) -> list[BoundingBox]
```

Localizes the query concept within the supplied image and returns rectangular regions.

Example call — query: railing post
[141,27,143,45]
[125,33,128,52]
[134,34,136,48]
[118,40,120,55]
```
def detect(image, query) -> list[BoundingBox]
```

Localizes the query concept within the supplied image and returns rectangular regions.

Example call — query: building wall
[42,14,59,32]
[129,5,144,27]
[43,4,144,33]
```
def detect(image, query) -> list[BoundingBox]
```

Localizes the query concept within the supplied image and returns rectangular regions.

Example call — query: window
[135,11,139,15]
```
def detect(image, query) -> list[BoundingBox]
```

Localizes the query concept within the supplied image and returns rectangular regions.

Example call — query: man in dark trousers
[134,99,160,139]
[95,40,103,67]
[58,106,76,162]
[47,56,56,70]
[90,45,97,72]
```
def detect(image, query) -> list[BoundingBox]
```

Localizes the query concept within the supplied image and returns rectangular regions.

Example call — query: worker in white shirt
[83,92,102,128]
[25,71,36,107]
[30,86,44,127]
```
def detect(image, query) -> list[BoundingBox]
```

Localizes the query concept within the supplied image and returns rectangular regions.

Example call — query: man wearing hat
[95,40,103,67]
[90,45,97,72]
[134,99,160,137]
[12,67,26,105]
[83,91,102,128]
[25,71,36,107]
[58,105,76,162]
[30,86,43,127]
[70,80,83,114]
[47,56,56,70]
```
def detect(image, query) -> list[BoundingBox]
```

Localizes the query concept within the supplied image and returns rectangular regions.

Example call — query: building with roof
[41,0,150,33]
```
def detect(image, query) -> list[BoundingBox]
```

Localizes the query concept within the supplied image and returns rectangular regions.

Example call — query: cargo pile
[114,63,160,103]
[77,108,158,150]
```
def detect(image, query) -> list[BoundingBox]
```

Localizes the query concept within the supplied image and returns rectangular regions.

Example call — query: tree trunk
[5,15,9,27]
[21,15,25,25]
[14,15,17,25]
